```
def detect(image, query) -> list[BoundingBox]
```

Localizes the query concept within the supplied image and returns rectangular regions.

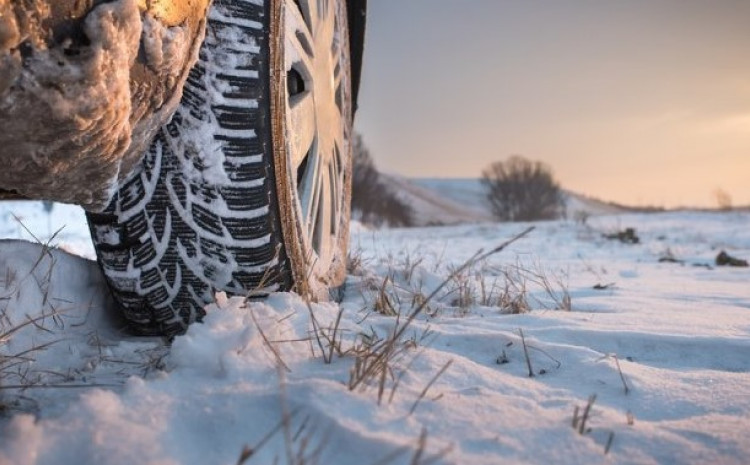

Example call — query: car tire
[86,0,353,336]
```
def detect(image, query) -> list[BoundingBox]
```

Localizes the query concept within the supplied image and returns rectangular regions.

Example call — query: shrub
[481,156,563,222]
[714,188,732,211]
[351,134,413,227]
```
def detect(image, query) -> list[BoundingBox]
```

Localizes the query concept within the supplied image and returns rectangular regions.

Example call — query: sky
[353,0,750,208]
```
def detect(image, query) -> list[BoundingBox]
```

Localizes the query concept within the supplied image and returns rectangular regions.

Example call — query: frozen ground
[0,203,749,464]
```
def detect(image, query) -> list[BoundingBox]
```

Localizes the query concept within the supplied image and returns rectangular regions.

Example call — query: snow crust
[0,208,749,464]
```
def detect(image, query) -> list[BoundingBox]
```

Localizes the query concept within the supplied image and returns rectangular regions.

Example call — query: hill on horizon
[380,175,630,227]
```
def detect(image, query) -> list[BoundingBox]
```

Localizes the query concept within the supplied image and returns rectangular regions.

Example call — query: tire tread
[87,1,291,336]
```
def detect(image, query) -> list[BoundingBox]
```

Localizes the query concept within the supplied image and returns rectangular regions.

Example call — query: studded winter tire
[87,0,354,336]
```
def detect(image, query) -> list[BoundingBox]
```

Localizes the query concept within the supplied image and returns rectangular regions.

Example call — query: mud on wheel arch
[0,0,367,336]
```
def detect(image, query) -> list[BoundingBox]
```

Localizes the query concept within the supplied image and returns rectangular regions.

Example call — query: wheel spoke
[330,12,341,57]
[329,147,340,235]
[285,18,315,77]
[320,0,336,47]
[298,147,318,230]
[329,104,344,141]
[316,162,333,255]
[333,58,343,93]
[295,0,320,36]
[287,92,316,171]
[304,156,323,241]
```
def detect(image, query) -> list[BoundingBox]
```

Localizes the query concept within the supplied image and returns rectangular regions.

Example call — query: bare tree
[714,188,732,211]
[352,134,413,227]
[481,156,563,222]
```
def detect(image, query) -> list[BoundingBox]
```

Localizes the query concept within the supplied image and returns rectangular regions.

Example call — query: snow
[383,176,627,226]
[0,202,94,259]
[380,174,494,226]
[0,201,749,464]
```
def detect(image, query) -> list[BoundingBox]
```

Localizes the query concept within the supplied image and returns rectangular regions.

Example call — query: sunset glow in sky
[354,0,750,208]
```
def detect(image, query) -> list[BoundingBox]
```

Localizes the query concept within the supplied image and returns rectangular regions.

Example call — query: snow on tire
[88,0,353,336]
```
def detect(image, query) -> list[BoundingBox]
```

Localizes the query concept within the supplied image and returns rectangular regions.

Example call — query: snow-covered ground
[0,201,94,259]
[1,203,749,464]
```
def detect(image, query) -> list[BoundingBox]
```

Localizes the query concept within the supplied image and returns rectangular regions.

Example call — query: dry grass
[299,228,539,414]
[349,230,549,319]
[237,406,452,465]
[307,304,345,365]
[597,353,631,395]
[481,261,571,313]
[235,370,324,465]
[572,394,597,434]
[373,276,399,316]
[440,258,573,314]
[0,224,67,408]
[571,394,620,455]
[409,359,452,414]
[0,217,152,408]
[235,364,453,465]
[0,313,59,376]
[340,227,535,405]
[496,266,531,314]
[519,328,535,378]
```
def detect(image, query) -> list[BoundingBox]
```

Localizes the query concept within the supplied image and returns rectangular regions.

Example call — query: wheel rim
[280,0,351,282]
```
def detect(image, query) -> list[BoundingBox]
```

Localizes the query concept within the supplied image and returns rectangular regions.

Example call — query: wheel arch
[347,0,367,116]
